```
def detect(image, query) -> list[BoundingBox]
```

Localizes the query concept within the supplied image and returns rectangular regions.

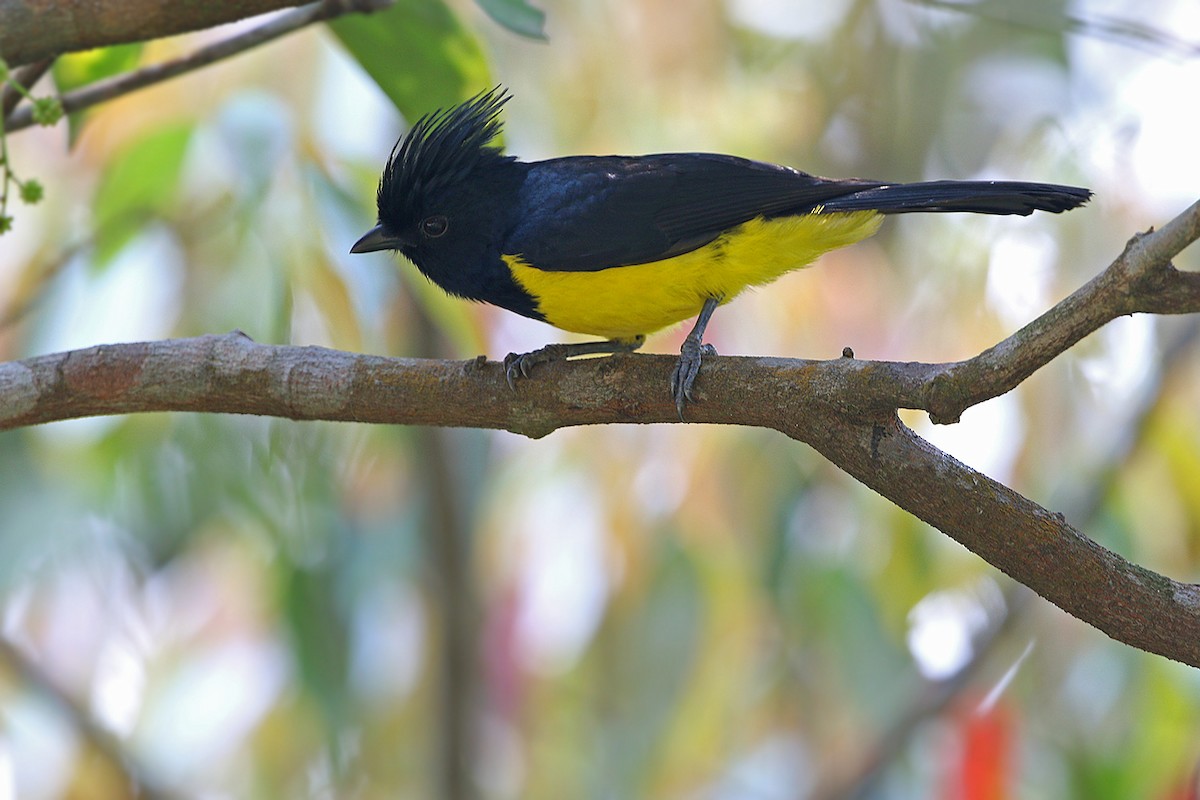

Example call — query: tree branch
[793,406,1200,664]
[4,0,395,134]
[1,0,311,68]
[1,203,1198,663]
[924,196,1200,422]
[824,316,1200,798]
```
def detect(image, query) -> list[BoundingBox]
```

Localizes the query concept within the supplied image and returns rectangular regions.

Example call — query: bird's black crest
[377,87,514,223]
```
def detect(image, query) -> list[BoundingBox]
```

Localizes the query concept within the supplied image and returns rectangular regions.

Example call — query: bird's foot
[503,335,646,390]
[669,339,717,419]
[503,344,570,390]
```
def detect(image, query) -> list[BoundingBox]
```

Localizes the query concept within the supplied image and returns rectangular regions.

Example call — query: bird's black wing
[504,153,882,272]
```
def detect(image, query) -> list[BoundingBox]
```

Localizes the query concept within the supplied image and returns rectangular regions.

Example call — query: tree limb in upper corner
[3,0,397,133]
[0,0,310,67]
[0,200,1198,663]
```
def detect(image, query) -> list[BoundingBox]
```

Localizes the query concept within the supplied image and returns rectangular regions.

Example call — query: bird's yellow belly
[503,211,883,339]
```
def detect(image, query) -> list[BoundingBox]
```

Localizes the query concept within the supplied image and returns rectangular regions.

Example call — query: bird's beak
[350,225,407,254]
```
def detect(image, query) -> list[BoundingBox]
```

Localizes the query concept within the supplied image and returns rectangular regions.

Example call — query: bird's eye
[421,215,449,238]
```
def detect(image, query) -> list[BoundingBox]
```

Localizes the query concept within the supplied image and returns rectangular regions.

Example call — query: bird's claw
[670,340,717,419]
[503,352,532,390]
[503,344,566,390]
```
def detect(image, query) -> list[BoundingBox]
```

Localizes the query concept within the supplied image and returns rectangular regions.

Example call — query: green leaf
[53,43,143,91]
[92,122,192,267]
[53,44,143,144]
[475,0,548,40]
[327,0,493,120]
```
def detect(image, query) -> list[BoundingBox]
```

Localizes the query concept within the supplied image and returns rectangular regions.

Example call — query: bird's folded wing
[506,153,882,272]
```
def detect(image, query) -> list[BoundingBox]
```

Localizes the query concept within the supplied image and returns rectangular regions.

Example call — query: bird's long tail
[820,180,1091,216]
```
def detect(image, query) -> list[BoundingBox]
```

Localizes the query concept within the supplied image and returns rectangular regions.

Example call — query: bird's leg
[504,334,645,389]
[670,296,720,419]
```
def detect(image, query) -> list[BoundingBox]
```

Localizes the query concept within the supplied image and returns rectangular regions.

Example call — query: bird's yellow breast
[503,210,883,339]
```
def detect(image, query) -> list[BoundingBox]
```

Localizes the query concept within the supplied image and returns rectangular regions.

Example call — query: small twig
[0,240,86,332]
[0,637,178,799]
[818,584,1030,800]
[1,58,55,122]
[4,0,395,134]
[910,0,1200,59]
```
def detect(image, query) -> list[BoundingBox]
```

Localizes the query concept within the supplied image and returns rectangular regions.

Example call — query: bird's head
[351,87,523,295]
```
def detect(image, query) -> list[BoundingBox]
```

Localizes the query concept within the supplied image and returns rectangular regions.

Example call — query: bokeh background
[2,0,1200,797]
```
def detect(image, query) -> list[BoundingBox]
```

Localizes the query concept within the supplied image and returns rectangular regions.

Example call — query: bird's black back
[502,153,883,271]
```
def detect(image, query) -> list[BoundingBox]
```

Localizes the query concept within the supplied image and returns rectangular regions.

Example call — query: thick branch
[2,332,1198,664]
[1,0,306,67]
[0,201,1197,663]
[784,410,1200,666]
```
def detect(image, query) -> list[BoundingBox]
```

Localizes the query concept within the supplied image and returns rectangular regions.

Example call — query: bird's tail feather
[820,180,1091,216]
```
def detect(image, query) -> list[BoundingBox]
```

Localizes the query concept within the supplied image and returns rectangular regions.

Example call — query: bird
[351,87,1090,417]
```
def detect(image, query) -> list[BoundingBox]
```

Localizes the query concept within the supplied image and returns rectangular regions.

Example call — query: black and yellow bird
[352,88,1090,415]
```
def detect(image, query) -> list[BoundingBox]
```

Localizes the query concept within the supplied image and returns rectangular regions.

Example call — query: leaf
[52,44,144,145]
[53,43,143,91]
[327,0,493,120]
[475,0,548,40]
[92,122,193,267]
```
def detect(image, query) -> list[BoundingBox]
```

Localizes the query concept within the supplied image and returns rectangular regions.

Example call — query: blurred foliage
[329,0,495,119]
[52,44,144,144]
[1,0,1199,798]
[91,122,194,267]
[475,0,549,41]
